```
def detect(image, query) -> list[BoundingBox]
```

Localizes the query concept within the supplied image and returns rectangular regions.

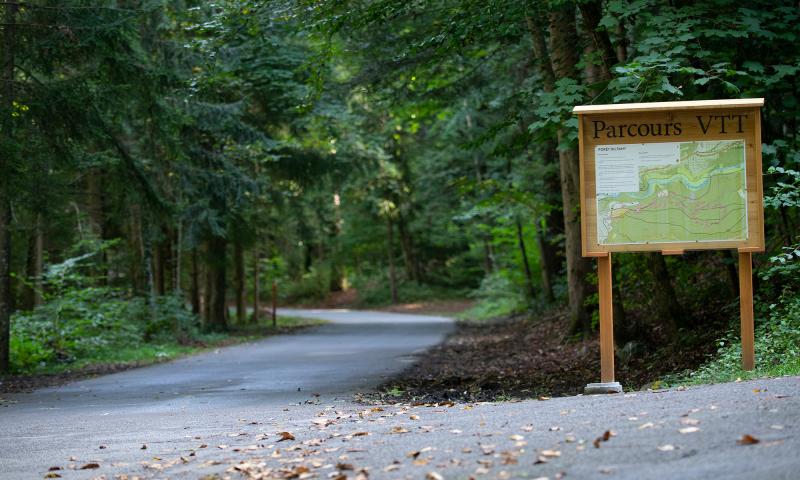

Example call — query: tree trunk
[173,223,182,293]
[252,250,260,324]
[0,2,17,372]
[143,225,158,332]
[386,219,398,304]
[615,18,628,63]
[152,242,162,296]
[535,222,555,303]
[482,241,494,275]
[645,253,686,339]
[191,248,200,316]
[206,235,228,332]
[234,239,245,325]
[548,6,593,335]
[526,15,564,305]
[578,1,617,80]
[721,250,740,299]
[397,212,419,282]
[516,219,536,301]
[22,215,44,310]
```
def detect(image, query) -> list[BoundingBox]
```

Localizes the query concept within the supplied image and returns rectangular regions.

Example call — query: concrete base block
[584,382,623,395]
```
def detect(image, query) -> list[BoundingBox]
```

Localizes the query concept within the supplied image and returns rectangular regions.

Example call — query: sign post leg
[585,253,622,394]
[738,251,755,371]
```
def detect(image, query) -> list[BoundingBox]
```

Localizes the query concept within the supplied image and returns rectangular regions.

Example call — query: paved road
[1,309,798,480]
[0,309,453,479]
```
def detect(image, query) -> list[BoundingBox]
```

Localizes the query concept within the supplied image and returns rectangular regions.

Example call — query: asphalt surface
[0,309,453,479]
[1,309,798,480]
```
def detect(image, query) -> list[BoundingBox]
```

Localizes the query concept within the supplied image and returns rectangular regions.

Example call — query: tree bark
[721,250,740,299]
[22,214,44,310]
[0,2,17,372]
[386,219,398,304]
[645,253,686,339]
[252,250,260,324]
[515,219,537,301]
[548,6,594,335]
[234,239,245,325]
[205,235,228,331]
[397,211,419,282]
[578,1,617,80]
[526,15,564,304]
[190,248,200,316]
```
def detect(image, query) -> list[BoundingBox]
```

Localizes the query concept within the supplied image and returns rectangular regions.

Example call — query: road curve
[0,309,454,479]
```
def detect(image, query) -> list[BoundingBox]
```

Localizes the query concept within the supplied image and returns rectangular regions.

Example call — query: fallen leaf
[383,464,401,472]
[541,450,561,458]
[79,463,100,470]
[47,467,61,471]
[426,472,444,480]
[509,434,524,441]
[678,427,700,434]
[410,415,420,420]
[336,463,354,471]
[391,426,409,434]
[657,444,676,452]
[638,422,655,430]
[737,434,760,445]
[277,432,295,442]
[44,473,61,478]
[680,418,700,426]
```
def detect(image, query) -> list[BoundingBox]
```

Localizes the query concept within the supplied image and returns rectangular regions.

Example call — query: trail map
[595,140,747,245]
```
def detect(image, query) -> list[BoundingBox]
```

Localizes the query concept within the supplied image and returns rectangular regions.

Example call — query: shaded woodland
[0,1,798,381]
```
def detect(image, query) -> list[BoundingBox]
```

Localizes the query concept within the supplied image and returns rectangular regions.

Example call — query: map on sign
[595,140,747,245]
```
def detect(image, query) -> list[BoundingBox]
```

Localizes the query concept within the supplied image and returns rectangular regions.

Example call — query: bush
[8,243,202,373]
[459,272,526,321]
[351,270,467,306]
[282,266,331,304]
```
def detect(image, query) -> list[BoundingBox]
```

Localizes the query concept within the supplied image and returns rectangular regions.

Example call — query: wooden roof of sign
[573,98,764,115]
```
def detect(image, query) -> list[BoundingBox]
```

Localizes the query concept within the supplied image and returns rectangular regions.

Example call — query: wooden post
[738,251,755,370]
[598,253,615,383]
[271,280,277,328]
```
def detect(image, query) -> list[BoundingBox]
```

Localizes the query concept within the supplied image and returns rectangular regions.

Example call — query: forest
[0,0,798,388]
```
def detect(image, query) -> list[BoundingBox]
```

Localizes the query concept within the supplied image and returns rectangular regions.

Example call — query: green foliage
[664,293,800,385]
[459,272,526,321]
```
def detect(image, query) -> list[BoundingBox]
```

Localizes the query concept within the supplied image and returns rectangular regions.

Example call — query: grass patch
[663,295,800,386]
[4,314,327,383]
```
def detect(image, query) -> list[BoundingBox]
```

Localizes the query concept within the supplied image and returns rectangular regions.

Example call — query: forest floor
[373,307,723,402]
[0,316,325,394]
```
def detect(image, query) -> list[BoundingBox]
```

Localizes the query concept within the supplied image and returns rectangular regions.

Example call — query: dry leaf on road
[737,434,760,445]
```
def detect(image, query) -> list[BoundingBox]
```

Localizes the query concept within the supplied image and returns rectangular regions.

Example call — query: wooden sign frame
[573,99,765,393]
